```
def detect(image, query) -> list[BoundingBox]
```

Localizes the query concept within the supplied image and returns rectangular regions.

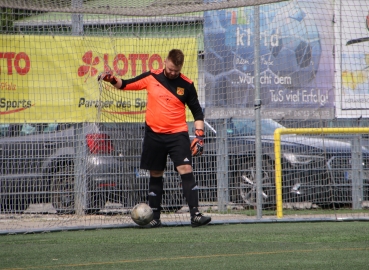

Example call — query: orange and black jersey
[119,69,204,134]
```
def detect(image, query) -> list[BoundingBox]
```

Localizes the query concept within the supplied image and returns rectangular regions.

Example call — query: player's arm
[98,71,150,90]
[98,72,123,89]
[194,120,204,132]
[187,83,205,156]
[191,120,205,156]
[186,83,204,123]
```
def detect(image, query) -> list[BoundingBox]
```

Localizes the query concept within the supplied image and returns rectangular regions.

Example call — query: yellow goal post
[274,127,369,218]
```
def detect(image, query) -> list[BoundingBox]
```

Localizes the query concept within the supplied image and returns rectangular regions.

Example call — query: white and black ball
[131,203,154,226]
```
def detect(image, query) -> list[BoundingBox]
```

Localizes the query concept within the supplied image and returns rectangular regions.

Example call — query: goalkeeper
[98,49,211,228]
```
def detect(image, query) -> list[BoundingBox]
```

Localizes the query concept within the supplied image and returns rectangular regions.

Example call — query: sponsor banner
[0,36,198,123]
[335,1,369,118]
[203,0,335,119]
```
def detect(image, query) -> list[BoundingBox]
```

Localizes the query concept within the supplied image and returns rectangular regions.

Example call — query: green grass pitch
[1,222,368,269]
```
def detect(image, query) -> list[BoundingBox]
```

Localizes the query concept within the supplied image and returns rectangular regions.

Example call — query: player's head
[164,49,184,79]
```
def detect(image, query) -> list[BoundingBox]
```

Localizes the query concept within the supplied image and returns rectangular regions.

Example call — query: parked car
[0,122,183,213]
[1,119,368,214]
[192,118,369,208]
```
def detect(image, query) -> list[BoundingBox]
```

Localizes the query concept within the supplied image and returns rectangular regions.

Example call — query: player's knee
[176,164,192,175]
[150,170,164,177]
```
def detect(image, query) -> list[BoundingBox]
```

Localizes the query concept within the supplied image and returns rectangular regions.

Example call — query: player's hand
[98,72,118,85]
[191,129,205,156]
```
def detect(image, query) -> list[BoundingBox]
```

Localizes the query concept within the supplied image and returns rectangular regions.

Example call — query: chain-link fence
[1,0,369,234]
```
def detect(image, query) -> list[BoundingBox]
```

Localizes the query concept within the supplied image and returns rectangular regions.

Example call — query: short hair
[167,49,184,67]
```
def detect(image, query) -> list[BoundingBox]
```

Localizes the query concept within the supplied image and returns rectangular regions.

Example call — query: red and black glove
[191,129,205,156]
[98,72,118,85]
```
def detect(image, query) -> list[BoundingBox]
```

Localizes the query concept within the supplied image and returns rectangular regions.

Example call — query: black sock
[181,172,199,217]
[190,207,200,217]
[148,176,163,220]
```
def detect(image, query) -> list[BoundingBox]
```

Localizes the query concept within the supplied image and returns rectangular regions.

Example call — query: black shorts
[140,128,192,171]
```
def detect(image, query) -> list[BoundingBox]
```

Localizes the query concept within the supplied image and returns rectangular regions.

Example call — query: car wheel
[51,163,75,212]
[234,158,275,207]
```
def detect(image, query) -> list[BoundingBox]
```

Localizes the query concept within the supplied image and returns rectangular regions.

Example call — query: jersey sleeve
[119,71,151,90]
[186,83,204,121]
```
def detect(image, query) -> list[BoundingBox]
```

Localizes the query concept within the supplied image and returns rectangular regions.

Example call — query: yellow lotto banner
[0,35,198,123]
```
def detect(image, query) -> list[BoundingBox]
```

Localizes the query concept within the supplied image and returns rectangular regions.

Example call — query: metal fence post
[254,5,263,218]
[72,0,86,215]
[351,136,363,209]
[74,123,87,215]
[72,0,84,36]
[217,119,229,212]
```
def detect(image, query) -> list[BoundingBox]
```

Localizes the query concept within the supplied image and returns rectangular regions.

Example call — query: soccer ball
[131,203,154,226]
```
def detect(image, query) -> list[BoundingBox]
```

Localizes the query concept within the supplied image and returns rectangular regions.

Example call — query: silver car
[0,123,183,213]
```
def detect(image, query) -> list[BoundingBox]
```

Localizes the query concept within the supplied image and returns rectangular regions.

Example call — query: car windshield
[0,123,68,137]
[229,119,285,136]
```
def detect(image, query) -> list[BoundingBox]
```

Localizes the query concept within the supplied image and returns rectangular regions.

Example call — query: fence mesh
[1,0,369,234]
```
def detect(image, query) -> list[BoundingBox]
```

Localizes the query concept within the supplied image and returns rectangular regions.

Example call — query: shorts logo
[177,87,185,95]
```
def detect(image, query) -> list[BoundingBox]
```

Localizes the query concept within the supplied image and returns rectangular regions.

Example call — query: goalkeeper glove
[191,129,205,156]
[98,72,118,85]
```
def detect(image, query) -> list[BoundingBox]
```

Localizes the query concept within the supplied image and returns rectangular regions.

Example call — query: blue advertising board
[204,0,334,119]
